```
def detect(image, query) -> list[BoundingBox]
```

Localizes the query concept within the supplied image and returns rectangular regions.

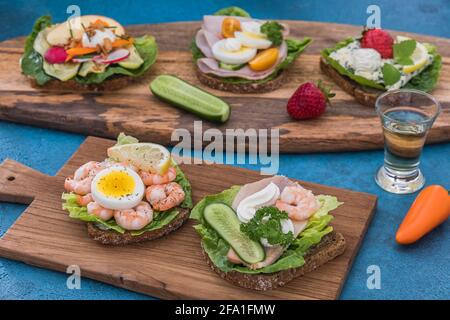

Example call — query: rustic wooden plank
[0,21,448,153]
[0,136,377,299]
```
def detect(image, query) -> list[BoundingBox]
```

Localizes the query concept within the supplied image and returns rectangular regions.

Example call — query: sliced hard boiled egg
[235,31,272,49]
[212,38,257,64]
[91,165,145,210]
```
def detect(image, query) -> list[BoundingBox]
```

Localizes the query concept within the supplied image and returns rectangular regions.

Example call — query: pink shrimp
[275,184,320,221]
[145,182,185,211]
[76,193,93,206]
[139,167,177,186]
[87,201,114,221]
[114,202,153,230]
[64,161,105,195]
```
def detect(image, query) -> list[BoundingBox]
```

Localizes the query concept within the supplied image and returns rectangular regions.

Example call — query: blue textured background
[0,0,449,300]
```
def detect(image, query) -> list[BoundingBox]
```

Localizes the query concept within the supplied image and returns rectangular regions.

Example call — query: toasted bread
[195,68,287,94]
[320,56,381,107]
[203,231,346,291]
[86,207,190,245]
[27,74,137,92]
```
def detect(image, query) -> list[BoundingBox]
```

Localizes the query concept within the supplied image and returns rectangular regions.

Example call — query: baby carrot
[396,185,450,245]
[66,47,98,56]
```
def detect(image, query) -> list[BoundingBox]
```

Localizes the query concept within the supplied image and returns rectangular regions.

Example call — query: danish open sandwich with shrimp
[192,7,311,93]
[190,176,346,290]
[62,133,192,245]
[21,15,157,90]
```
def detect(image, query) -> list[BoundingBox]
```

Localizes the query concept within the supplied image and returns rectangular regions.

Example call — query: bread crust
[195,68,287,93]
[86,207,190,245]
[203,231,346,291]
[320,56,381,107]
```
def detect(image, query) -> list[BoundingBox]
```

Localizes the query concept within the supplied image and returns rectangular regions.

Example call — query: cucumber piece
[78,61,106,77]
[150,75,231,123]
[204,203,265,264]
[43,61,80,81]
[219,61,246,71]
[118,45,144,70]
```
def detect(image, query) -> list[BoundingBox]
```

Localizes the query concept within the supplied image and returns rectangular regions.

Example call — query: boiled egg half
[235,21,272,49]
[212,38,257,64]
[91,165,145,210]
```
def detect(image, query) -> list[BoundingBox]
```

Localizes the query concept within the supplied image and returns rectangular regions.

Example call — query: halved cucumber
[204,203,265,264]
[150,75,231,123]
[219,61,245,71]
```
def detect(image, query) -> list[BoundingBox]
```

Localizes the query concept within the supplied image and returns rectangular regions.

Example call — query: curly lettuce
[21,16,158,85]
[321,38,441,92]
[190,186,342,274]
[214,6,250,17]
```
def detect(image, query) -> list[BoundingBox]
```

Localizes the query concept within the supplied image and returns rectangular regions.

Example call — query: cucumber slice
[219,61,246,71]
[204,203,265,264]
[43,61,80,81]
[150,75,231,123]
[118,45,144,70]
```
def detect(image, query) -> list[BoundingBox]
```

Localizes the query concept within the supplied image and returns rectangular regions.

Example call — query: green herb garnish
[260,21,284,47]
[382,63,402,85]
[241,206,294,247]
[394,39,416,65]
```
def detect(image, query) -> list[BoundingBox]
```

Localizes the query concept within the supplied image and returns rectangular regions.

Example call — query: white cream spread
[82,29,116,48]
[236,182,280,223]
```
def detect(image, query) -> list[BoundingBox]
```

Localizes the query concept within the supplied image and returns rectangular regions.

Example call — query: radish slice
[93,49,130,64]
[44,47,68,64]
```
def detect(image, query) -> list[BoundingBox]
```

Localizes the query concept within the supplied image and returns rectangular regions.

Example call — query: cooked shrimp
[74,161,104,180]
[77,193,93,206]
[114,202,153,230]
[87,201,114,221]
[275,184,320,221]
[64,176,93,195]
[139,167,177,186]
[145,182,185,211]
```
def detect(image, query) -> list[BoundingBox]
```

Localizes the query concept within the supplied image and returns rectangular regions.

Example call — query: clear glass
[375,89,441,194]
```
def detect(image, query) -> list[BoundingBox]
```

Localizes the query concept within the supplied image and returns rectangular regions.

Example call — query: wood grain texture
[0,21,448,153]
[0,136,377,300]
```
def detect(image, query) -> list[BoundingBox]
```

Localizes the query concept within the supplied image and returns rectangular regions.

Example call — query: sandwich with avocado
[190,176,346,290]
[21,15,157,90]
[62,133,192,245]
[321,27,441,106]
[192,7,311,93]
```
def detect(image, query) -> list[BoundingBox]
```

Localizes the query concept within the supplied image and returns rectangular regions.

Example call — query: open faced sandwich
[21,15,157,90]
[190,175,345,290]
[192,7,311,93]
[62,134,192,245]
[321,28,441,106]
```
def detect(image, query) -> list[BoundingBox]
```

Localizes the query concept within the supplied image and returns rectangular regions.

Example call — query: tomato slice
[249,48,279,71]
[221,17,241,38]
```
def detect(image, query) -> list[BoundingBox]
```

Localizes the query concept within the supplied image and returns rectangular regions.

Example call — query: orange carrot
[66,47,98,56]
[112,38,133,48]
[396,185,450,245]
[94,19,109,27]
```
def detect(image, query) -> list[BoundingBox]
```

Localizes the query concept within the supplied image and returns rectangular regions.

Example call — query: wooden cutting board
[0,136,377,299]
[0,21,449,153]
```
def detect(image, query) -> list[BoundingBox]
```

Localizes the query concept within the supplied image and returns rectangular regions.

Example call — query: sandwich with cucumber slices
[321,28,441,106]
[192,7,311,93]
[62,133,192,245]
[21,15,157,90]
[190,176,346,290]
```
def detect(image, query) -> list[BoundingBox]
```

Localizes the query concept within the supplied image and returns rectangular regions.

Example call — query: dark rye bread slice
[27,74,137,92]
[203,231,346,291]
[86,207,190,245]
[195,68,287,94]
[320,56,381,107]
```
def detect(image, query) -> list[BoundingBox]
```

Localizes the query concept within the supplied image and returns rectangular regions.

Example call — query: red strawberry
[287,81,334,120]
[360,28,394,59]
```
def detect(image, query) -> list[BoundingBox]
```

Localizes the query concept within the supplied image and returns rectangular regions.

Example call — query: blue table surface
[0,0,449,300]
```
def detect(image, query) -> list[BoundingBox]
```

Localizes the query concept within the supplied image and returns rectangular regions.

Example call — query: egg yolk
[96,170,135,198]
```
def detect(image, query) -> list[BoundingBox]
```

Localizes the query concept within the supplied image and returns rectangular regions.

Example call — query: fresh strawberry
[287,81,334,120]
[360,28,394,59]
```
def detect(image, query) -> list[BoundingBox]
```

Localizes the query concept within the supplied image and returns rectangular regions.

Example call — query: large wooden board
[0,21,449,153]
[0,136,377,299]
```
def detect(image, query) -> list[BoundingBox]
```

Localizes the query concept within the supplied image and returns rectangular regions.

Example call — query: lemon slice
[107,143,172,174]
[396,36,429,74]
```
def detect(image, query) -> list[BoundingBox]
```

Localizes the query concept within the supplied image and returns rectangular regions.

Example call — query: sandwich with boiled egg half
[62,134,192,245]
[21,15,157,90]
[192,7,312,93]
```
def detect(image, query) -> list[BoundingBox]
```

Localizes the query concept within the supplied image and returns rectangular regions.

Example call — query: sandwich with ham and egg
[192,7,311,93]
[21,15,157,90]
[190,175,346,290]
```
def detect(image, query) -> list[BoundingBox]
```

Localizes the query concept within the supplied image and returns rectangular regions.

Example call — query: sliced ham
[195,29,221,58]
[196,40,287,80]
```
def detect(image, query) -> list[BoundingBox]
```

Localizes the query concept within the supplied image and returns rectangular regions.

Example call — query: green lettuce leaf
[21,16,158,85]
[321,38,441,92]
[214,6,250,17]
[191,38,312,84]
[191,187,342,274]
